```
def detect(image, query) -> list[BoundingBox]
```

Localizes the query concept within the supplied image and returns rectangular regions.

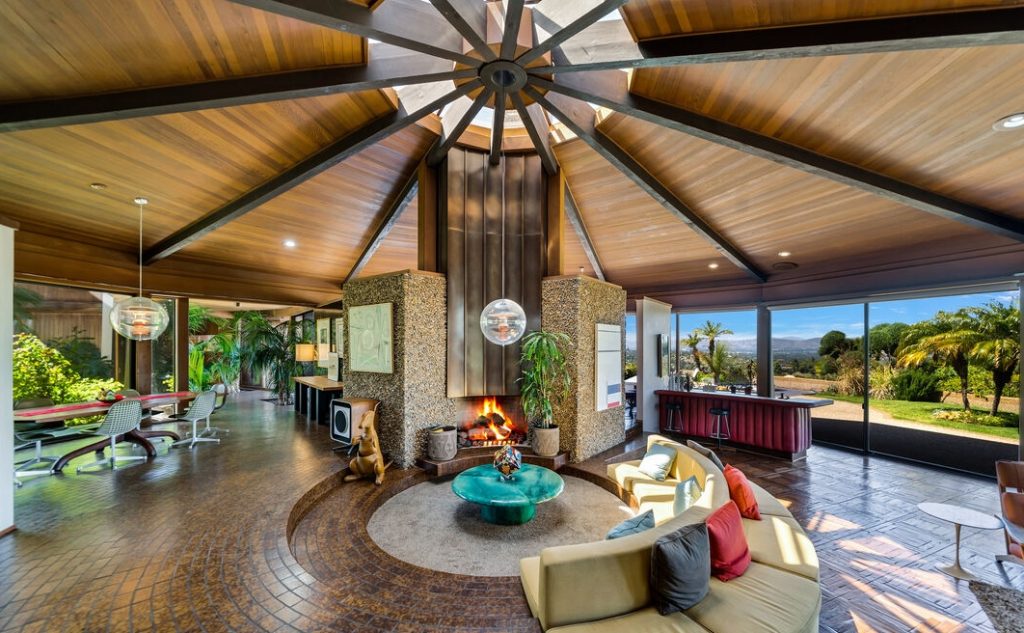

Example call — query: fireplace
[456,397,528,447]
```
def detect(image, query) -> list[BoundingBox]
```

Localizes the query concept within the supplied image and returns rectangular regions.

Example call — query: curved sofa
[519,435,820,632]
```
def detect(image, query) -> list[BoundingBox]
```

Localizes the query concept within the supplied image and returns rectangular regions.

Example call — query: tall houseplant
[237,312,306,405]
[519,330,572,457]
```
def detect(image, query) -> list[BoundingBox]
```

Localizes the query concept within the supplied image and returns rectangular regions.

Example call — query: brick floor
[2,392,1022,632]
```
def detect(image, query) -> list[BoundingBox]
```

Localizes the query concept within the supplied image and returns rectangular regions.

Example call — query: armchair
[995,460,1024,567]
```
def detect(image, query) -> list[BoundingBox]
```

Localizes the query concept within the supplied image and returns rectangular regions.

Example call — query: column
[756,304,773,397]
[1,222,16,533]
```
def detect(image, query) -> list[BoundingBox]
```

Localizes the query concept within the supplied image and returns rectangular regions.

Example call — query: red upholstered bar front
[656,390,813,457]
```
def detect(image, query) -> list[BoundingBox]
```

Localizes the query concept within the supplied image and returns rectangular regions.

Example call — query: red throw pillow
[705,500,751,581]
[723,464,761,520]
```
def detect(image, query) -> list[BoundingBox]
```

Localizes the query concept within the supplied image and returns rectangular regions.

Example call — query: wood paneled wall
[443,148,547,398]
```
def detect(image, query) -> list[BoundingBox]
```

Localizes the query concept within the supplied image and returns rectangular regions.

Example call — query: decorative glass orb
[480,298,527,346]
[109,296,170,341]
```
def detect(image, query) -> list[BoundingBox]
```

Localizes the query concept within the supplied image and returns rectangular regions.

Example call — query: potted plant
[519,330,572,457]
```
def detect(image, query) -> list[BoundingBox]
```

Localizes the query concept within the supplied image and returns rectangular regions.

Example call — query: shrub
[869,365,895,400]
[891,368,945,402]
[13,333,124,416]
[931,409,1017,428]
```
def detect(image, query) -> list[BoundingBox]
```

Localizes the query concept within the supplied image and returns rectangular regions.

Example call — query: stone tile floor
[1,392,1021,632]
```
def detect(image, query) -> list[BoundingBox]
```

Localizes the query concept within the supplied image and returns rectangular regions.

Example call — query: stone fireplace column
[542,275,627,462]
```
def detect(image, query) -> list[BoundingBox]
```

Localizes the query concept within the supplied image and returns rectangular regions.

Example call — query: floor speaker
[330,398,380,445]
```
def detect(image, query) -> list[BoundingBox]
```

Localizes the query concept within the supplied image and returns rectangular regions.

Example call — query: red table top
[14,392,196,424]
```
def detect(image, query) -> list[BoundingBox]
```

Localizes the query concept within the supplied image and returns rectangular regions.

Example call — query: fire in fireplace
[457,397,528,447]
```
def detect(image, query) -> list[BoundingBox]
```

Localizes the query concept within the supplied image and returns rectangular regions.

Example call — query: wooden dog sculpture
[344,410,390,485]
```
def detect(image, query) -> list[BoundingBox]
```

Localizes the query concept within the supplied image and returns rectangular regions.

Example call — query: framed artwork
[595,324,622,412]
[348,303,393,374]
[316,318,331,367]
[334,317,345,358]
[327,352,340,382]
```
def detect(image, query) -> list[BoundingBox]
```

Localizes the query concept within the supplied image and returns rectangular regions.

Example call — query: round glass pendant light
[480,298,527,346]
[109,197,169,341]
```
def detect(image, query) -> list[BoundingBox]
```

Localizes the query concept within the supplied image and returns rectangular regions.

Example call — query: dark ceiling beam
[518,0,628,67]
[510,95,556,175]
[500,0,526,60]
[564,184,606,282]
[428,89,494,165]
[547,6,1024,72]
[144,80,479,263]
[228,0,481,67]
[428,0,496,61]
[0,47,476,132]
[524,84,766,282]
[343,171,420,286]
[490,89,506,165]
[533,73,1024,242]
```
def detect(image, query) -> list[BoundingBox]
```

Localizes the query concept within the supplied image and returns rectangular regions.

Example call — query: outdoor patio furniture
[76,399,146,473]
[171,390,220,449]
[200,383,231,438]
[995,460,1024,567]
[14,398,58,480]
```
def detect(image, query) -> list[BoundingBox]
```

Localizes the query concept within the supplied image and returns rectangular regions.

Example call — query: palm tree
[899,310,980,410]
[970,301,1020,415]
[237,312,304,405]
[682,331,705,373]
[707,341,730,384]
[697,320,734,360]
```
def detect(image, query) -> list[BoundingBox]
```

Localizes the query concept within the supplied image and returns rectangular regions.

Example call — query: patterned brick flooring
[2,392,1021,632]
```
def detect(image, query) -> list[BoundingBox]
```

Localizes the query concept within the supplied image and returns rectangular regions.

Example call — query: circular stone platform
[366,475,633,576]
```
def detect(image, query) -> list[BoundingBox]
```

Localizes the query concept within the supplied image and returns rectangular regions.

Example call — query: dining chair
[76,399,146,473]
[200,383,230,438]
[14,397,58,479]
[995,460,1024,567]
[170,390,220,449]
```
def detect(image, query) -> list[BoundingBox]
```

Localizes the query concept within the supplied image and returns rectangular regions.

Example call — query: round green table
[451,463,565,525]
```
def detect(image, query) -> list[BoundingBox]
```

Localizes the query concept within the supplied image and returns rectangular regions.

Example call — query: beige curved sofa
[519,435,820,632]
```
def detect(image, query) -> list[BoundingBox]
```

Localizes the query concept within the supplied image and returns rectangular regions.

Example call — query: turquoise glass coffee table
[452,463,564,525]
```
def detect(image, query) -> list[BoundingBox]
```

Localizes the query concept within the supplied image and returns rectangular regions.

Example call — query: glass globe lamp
[480,298,527,346]
[109,296,170,341]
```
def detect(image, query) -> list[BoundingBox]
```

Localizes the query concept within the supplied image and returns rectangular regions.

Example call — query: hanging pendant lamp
[479,160,527,347]
[109,197,169,341]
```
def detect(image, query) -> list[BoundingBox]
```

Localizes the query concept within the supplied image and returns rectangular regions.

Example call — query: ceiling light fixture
[777,251,791,257]
[89,182,107,190]
[707,263,719,269]
[109,197,169,341]
[283,239,297,248]
[993,113,1024,131]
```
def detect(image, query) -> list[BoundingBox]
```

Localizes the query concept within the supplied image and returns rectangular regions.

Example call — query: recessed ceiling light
[993,113,1024,131]
[89,182,107,190]
[777,250,791,257]
[707,262,719,269]
[772,261,799,271]
[133,196,148,205]
[283,239,297,248]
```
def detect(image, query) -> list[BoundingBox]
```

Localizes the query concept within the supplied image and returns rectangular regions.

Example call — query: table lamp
[295,343,317,362]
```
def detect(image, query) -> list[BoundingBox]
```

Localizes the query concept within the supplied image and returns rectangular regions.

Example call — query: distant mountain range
[716,337,821,355]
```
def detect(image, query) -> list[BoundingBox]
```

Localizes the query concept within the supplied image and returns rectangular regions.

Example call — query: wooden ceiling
[1,0,1022,306]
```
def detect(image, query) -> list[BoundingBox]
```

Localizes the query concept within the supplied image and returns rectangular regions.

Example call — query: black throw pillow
[650,522,711,614]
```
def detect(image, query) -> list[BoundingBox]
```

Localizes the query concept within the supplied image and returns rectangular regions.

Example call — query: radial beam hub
[480,60,527,92]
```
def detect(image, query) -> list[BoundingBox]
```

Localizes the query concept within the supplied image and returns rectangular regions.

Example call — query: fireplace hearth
[456,397,528,448]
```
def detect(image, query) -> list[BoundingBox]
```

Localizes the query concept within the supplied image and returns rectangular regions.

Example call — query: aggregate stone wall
[542,276,627,462]
[343,271,456,468]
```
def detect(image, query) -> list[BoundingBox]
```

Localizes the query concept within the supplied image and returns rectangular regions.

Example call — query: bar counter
[655,389,833,460]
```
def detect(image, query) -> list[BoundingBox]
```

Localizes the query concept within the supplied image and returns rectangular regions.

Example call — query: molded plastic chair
[14,397,58,479]
[170,390,220,449]
[995,460,1024,567]
[200,383,230,438]
[77,399,146,473]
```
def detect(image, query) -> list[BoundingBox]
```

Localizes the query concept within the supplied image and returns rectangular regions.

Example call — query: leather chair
[995,460,1024,567]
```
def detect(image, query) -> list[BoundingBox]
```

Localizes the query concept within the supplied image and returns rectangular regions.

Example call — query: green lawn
[820,393,1020,440]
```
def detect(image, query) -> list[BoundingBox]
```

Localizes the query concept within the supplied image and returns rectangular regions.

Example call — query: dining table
[14,392,196,473]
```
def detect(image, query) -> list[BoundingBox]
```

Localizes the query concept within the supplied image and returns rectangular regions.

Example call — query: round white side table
[918,502,1002,581]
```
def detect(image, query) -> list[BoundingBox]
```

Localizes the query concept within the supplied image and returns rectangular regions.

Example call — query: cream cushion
[742,515,819,581]
[520,556,542,619]
[546,607,712,633]
[750,482,794,518]
[683,562,821,633]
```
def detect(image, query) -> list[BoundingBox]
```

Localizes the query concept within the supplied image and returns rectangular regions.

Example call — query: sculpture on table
[345,410,390,485]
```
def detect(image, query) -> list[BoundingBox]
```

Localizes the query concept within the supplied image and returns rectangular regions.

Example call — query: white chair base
[15,441,58,478]
[996,553,1024,567]
[171,417,221,449]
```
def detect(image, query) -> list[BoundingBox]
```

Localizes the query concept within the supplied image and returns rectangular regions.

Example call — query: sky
[624,289,1018,349]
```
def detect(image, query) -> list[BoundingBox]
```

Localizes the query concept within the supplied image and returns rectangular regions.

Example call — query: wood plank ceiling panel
[630,46,1024,221]
[560,218,597,279]
[598,113,1012,275]
[0,0,366,102]
[356,196,419,278]
[167,124,437,281]
[620,0,1022,39]
[552,138,746,289]
[0,91,395,251]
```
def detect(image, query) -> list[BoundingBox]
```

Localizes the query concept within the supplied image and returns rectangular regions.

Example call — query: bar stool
[708,407,731,449]
[665,402,684,432]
